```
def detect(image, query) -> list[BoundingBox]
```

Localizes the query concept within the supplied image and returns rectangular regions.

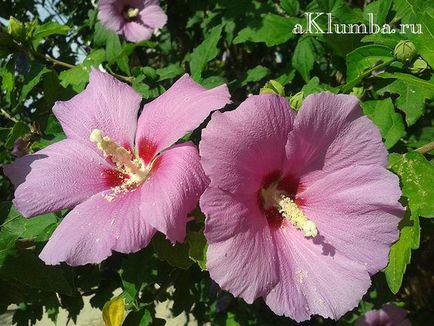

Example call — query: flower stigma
[90,129,152,201]
[261,183,318,238]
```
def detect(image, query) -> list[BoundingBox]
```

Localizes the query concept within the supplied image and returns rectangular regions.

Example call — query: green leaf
[384,210,420,294]
[120,250,149,305]
[0,250,73,295]
[389,152,434,218]
[241,65,270,86]
[361,98,405,149]
[292,36,319,82]
[59,49,106,92]
[377,72,434,126]
[15,65,50,109]
[8,17,25,40]
[393,0,434,68]
[5,122,30,149]
[32,22,70,48]
[156,64,184,81]
[123,309,152,326]
[152,234,193,270]
[189,24,224,81]
[106,32,130,75]
[346,45,394,82]
[186,231,207,270]
[364,0,392,25]
[234,14,300,47]
[281,0,300,16]
[0,29,20,56]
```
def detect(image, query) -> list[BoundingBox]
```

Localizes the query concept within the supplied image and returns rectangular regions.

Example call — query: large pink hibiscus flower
[4,69,230,266]
[199,93,404,321]
[98,0,167,42]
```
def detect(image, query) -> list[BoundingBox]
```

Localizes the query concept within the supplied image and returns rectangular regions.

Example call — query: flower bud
[102,295,125,326]
[394,40,417,63]
[260,80,285,96]
[350,87,365,99]
[408,58,428,74]
[289,91,304,110]
[8,16,25,40]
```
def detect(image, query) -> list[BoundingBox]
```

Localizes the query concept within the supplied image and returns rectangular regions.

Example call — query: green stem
[341,58,395,93]
[0,108,19,123]
[41,54,134,83]
[415,141,434,155]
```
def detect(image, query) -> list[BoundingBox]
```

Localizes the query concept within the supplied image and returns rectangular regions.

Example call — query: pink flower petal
[285,92,387,178]
[3,139,113,217]
[355,303,411,326]
[265,227,371,321]
[200,94,294,195]
[139,4,167,29]
[39,190,156,266]
[139,142,208,243]
[135,74,230,159]
[122,21,154,42]
[53,69,141,151]
[300,165,403,273]
[202,187,279,303]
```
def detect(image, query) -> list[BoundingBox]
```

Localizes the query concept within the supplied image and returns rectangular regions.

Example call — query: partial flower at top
[98,0,167,42]
[355,303,411,326]
[4,69,230,266]
[199,92,404,322]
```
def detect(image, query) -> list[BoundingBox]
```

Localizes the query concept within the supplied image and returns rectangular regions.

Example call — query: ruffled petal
[53,69,141,151]
[3,139,113,217]
[139,142,208,243]
[135,74,230,160]
[140,5,167,29]
[203,187,279,303]
[39,190,156,266]
[300,165,403,273]
[200,94,294,195]
[285,92,387,178]
[265,227,371,322]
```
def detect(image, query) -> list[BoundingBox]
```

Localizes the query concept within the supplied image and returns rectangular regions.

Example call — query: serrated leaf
[59,49,105,92]
[346,45,394,82]
[292,36,319,82]
[120,250,149,305]
[156,64,183,81]
[32,22,70,48]
[384,210,420,294]
[187,231,207,270]
[106,32,130,75]
[389,152,434,217]
[241,65,270,86]
[362,98,405,149]
[123,309,152,326]
[234,14,300,47]
[377,72,434,126]
[190,24,223,81]
[15,64,50,108]
[5,122,30,149]
[152,234,193,270]
[281,0,300,16]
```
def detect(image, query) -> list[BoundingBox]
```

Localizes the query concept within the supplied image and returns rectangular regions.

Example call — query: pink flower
[4,69,230,266]
[98,0,167,42]
[199,93,404,321]
[355,303,411,326]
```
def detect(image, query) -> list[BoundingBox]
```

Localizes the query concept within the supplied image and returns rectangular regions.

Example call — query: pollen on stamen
[278,196,318,238]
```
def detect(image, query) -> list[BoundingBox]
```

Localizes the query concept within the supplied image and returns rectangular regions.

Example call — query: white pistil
[90,129,152,201]
[277,195,318,238]
[126,8,139,19]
